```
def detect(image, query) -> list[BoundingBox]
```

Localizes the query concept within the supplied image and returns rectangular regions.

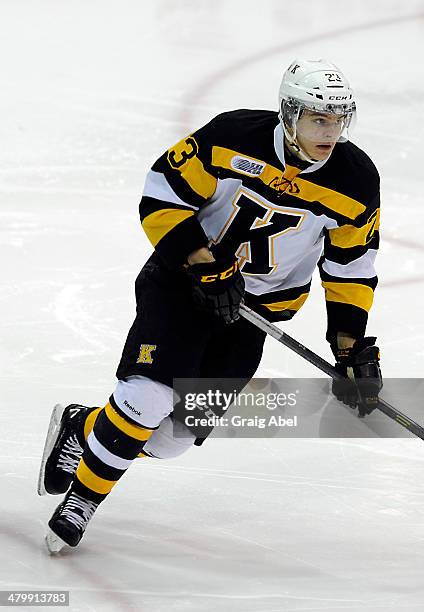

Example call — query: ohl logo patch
[136,344,157,364]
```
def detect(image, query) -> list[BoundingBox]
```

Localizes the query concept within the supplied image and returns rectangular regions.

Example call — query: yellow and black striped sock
[83,407,102,440]
[71,396,156,503]
[83,406,148,459]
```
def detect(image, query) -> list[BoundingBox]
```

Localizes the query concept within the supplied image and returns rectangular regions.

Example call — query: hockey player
[38,59,382,552]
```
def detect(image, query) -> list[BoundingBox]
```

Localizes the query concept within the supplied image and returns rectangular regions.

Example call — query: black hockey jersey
[139,110,380,340]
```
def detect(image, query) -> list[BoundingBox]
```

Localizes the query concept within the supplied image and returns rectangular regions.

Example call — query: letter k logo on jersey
[137,344,157,364]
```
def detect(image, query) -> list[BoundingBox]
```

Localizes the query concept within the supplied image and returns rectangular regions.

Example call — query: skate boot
[46,491,98,553]
[38,404,92,496]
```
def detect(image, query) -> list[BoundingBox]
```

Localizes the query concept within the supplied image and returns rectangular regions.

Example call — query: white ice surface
[1,1,424,610]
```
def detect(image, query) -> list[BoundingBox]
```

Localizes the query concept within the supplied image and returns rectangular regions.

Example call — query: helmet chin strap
[285,138,320,164]
[281,120,323,165]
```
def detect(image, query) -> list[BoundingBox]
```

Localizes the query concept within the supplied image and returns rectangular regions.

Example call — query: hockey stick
[240,303,424,441]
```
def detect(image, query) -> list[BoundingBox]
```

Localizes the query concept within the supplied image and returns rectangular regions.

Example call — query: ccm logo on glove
[187,258,245,324]
[200,263,239,283]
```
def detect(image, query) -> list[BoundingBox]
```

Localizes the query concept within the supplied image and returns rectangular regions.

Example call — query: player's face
[296,110,345,161]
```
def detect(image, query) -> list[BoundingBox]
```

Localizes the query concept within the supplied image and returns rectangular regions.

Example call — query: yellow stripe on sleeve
[328,209,380,248]
[105,402,154,441]
[178,156,217,199]
[167,136,217,199]
[142,208,194,246]
[322,281,374,311]
[76,458,117,495]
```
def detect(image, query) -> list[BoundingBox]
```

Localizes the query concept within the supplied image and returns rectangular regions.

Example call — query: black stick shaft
[240,304,424,441]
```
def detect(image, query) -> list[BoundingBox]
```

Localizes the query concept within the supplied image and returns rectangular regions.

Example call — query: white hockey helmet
[278,59,357,162]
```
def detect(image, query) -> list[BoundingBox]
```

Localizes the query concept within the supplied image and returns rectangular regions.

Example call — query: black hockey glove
[332,337,382,417]
[187,258,245,324]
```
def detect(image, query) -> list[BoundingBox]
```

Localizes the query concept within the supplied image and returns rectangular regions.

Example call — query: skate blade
[37,404,66,496]
[45,528,67,554]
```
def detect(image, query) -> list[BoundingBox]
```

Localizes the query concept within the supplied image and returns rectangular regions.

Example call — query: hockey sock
[70,397,156,504]
[83,407,102,441]
[82,406,148,459]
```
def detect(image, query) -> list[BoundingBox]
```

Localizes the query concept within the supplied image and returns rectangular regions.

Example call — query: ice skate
[45,528,68,554]
[46,491,98,552]
[38,404,89,496]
